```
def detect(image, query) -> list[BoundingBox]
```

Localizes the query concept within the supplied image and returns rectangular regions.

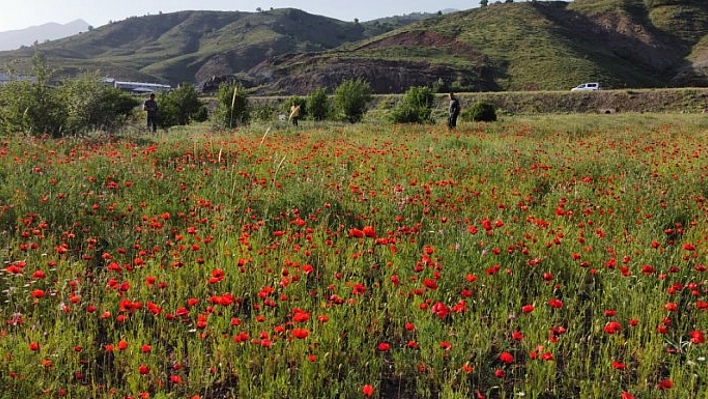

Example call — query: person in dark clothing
[448,92,460,130]
[143,93,158,133]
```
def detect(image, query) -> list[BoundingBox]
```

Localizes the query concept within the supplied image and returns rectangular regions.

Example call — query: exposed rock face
[245,30,494,94]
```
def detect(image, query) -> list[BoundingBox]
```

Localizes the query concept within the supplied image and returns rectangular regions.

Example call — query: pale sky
[0,1,486,32]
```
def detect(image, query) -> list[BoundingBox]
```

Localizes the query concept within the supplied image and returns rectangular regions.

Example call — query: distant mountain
[0,20,91,51]
[0,9,421,85]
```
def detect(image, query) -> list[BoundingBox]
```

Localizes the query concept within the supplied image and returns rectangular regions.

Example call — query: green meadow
[1,113,708,398]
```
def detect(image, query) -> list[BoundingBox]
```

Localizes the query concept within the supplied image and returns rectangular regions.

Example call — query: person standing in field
[289,104,301,127]
[448,92,460,130]
[143,93,159,133]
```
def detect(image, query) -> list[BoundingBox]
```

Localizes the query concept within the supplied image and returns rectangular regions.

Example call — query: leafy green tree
[307,88,330,121]
[0,53,66,137]
[59,74,138,133]
[214,82,250,129]
[390,86,435,124]
[158,84,208,128]
[334,79,373,123]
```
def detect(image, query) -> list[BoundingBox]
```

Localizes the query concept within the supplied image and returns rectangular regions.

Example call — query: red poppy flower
[292,329,309,339]
[603,321,622,334]
[522,304,535,313]
[377,342,391,351]
[548,299,563,309]
[362,384,374,396]
[690,330,705,344]
[612,360,626,370]
[499,351,514,364]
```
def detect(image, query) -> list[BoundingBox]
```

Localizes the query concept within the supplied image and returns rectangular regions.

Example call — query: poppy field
[1,114,708,399]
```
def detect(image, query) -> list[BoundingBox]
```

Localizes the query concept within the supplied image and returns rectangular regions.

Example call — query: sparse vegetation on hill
[3,1,708,94]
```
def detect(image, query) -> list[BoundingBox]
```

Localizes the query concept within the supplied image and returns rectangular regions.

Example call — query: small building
[0,72,37,86]
[113,80,171,94]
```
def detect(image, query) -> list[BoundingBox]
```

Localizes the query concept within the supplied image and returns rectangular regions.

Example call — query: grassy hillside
[250,1,700,94]
[0,9,376,84]
[2,1,708,93]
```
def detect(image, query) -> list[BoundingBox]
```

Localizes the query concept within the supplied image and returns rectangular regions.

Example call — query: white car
[571,82,601,91]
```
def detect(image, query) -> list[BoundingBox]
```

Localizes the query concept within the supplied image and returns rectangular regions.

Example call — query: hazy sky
[0,0,485,31]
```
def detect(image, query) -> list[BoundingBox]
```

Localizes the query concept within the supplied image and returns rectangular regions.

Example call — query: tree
[480,0,489,7]
[215,82,249,129]
[0,52,65,137]
[158,84,208,128]
[307,88,330,121]
[59,73,138,133]
[390,86,435,124]
[334,79,373,123]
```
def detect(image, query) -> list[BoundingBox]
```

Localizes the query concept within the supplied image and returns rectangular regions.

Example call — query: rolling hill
[0,8,429,86]
[1,1,708,94]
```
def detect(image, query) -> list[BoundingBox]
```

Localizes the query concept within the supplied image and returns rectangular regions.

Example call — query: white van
[571,82,601,91]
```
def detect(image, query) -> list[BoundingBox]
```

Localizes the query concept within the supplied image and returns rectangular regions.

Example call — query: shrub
[251,104,277,122]
[390,86,435,124]
[158,83,208,129]
[0,55,138,137]
[214,82,250,129]
[463,101,497,122]
[307,88,330,121]
[334,79,373,123]
[59,74,139,133]
[0,53,65,137]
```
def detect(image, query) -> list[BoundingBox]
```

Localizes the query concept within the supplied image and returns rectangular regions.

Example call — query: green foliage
[334,79,373,123]
[390,86,435,124]
[307,88,330,121]
[0,54,138,137]
[158,84,208,129]
[462,101,497,122]
[58,74,139,133]
[0,53,65,137]
[251,104,277,122]
[215,82,250,129]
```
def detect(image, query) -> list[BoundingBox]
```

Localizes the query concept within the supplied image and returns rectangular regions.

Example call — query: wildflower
[690,330,705,344]
[461,363,474,373]
[521,304,535,314]
[292,329,309,339]
[603,321,622,334]
[377,342,391,351]
[362,384,374,397]
[499,351,514,364]
[548,299,563,309]
[612,360,626,370]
